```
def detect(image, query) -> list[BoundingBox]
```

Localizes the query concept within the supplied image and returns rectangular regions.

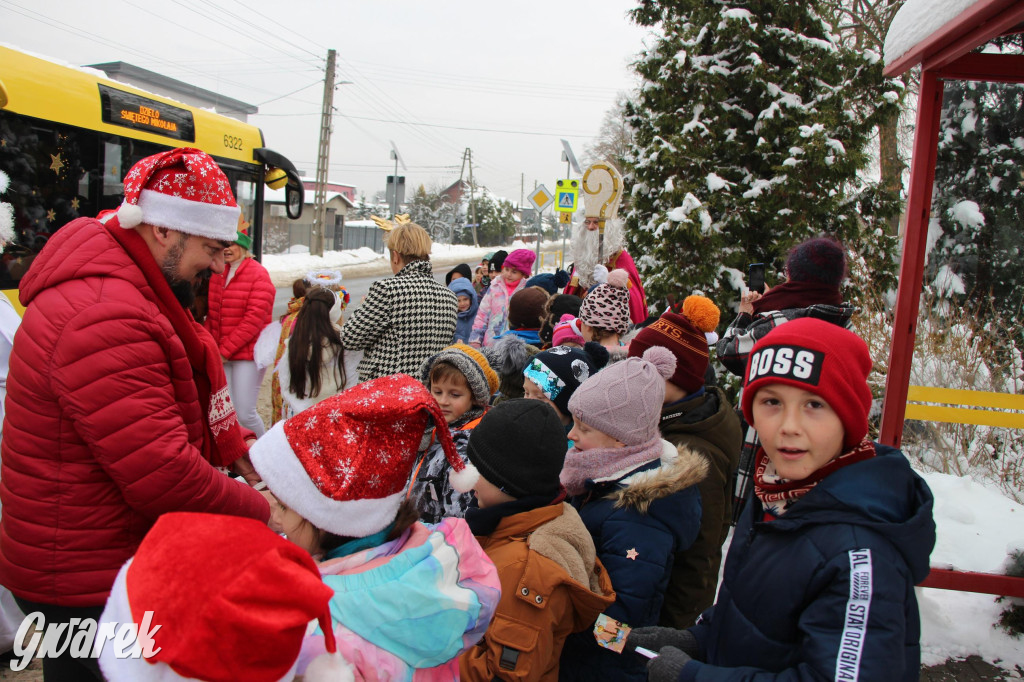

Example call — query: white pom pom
[304,651,355,682]
[643,345,677,380]
[449,462,480,493]
[705,331,719,345]
[0,169,10,194]
[117,202,143,228]
[592,264,609,285]
[606,268,629,289]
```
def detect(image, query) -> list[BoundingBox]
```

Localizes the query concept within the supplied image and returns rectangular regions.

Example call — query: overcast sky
[3,0,651,205]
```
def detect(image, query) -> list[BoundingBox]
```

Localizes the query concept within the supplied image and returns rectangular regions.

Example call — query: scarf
[106,223,249,467]
[751,279,842,315]
[560,436,665,496]
[465,492,566,536]
[753,438,876,516]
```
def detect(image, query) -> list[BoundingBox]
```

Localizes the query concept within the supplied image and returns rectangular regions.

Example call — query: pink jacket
[204,257,276,361]
[470,275,526,347]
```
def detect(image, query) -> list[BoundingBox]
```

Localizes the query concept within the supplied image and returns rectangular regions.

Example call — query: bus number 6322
[223,134,243,150]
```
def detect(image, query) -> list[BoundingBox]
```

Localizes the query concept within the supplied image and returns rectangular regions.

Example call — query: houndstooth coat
[341,259,458,382]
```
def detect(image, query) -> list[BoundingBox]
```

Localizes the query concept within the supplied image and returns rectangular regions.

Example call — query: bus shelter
[881,0,1024,597]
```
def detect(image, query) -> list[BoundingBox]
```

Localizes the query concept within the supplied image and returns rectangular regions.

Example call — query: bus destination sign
[98,85,196,142]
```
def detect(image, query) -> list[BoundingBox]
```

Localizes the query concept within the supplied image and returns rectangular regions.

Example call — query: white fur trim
[137,189,239,241]
[250,422,402,537]
[303,652,355,682]
[116,202,144,228]
[449,461,480,493]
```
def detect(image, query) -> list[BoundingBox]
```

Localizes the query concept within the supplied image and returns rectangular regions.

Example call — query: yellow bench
[905,385,1024,429]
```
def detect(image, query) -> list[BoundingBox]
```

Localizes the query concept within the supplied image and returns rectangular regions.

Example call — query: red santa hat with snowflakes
[250,373,467,538]
[99,147,240,242]
[99,512,352,682]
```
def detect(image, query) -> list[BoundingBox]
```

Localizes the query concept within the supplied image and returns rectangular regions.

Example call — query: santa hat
[100,147,240,242]
[250,374,466,537]
[98,512,348,682]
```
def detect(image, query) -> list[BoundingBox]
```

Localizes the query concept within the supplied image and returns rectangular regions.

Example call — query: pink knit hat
[551,314,585,347]
[579,268,631,335]
[567,346,676,446]
[502,249,536,276]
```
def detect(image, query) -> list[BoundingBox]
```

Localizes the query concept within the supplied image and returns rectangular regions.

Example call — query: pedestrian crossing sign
[554,178,579,213]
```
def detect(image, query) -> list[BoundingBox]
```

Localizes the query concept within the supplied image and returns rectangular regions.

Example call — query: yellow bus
[0,44,304,305]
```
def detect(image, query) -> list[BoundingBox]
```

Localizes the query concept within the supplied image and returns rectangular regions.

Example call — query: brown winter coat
[658,386,743,628]
[460,503,615,681]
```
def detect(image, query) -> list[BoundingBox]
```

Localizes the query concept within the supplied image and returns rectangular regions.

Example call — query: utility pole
[311,48,336,257]
[467,148,479,247]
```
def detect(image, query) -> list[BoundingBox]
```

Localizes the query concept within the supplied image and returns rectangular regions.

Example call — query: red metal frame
[878,70,943,448]
[920,569,1024,598]
[881,2,1024,597]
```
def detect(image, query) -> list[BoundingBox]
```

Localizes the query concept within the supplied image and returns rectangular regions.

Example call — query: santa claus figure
[563,162,648,324]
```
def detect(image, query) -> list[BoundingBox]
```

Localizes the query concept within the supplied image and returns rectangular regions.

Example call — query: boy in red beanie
[628,295,742,629]
[625,318,935,682]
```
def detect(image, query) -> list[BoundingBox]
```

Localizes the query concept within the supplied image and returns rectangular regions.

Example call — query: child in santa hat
[470,248,535,347]
[557,347,708,682]
[626,319,935,682]
[248,374,500,679]
[98,512,349,682]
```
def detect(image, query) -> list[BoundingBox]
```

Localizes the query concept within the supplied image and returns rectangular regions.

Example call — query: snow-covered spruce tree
[927,39,1024,327]
[624,0,901,313]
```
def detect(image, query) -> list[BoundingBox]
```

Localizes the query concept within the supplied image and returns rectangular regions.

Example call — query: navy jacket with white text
[679,444,935,682]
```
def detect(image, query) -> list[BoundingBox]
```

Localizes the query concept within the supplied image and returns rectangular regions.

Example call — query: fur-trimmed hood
[608,440,709,513]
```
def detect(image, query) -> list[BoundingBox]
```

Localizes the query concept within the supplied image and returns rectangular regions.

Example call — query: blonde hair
[386,223,432,261]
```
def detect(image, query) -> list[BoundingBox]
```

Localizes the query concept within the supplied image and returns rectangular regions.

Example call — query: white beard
[571,218,626,289]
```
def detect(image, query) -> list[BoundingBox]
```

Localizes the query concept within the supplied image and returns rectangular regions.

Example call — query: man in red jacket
[0,148,271,680]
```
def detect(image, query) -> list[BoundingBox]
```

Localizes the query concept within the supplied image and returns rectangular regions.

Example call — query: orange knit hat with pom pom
[628,295,721,395]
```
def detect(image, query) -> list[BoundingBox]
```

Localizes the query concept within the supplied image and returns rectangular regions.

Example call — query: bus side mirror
[286,184,303,220]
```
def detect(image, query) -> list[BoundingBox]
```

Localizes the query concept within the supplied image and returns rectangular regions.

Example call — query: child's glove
[647,646,692,682]
[624,627,699,658]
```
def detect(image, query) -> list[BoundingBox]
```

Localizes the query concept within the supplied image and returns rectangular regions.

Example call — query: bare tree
[583,92,635,170]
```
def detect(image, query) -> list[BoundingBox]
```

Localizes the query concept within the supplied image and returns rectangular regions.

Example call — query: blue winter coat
[448,277,479,344]
[679,444,935,682]
[560,441,707,682]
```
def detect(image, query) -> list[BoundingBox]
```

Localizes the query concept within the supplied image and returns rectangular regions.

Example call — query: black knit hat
[461,400,567,499]
[445,263,473,286]
[523,342,610,416]
[784,237,846,287]
[488,250,508,273]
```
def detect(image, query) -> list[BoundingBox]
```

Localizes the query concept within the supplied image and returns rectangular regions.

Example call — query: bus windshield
[0,45,303,290]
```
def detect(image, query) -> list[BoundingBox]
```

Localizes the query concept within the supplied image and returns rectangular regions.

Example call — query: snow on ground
[262,239,565,284]
[916,470,1024,667]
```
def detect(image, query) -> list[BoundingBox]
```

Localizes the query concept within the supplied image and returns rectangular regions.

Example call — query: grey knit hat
[420,343,499,407]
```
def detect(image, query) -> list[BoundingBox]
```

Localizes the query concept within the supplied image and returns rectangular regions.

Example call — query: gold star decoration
[625,548,638,561]
[71,197,80,211]
[49,153,64,174]
[1,138,6,147]
[46,209,56,223]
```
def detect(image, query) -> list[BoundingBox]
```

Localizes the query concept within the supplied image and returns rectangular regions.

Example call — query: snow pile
[884,0,983,67]
[917,470,1024,666]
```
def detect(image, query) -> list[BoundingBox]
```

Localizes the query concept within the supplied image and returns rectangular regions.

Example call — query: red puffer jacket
[204,257,275,361]
[0,218,270,607]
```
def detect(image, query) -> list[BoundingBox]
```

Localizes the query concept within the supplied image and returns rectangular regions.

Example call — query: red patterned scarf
[754,438,876,516]
[751,279,842,315]
[106,223,248,467]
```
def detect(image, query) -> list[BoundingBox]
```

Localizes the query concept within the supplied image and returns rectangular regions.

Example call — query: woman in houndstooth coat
[341,223,457,382]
